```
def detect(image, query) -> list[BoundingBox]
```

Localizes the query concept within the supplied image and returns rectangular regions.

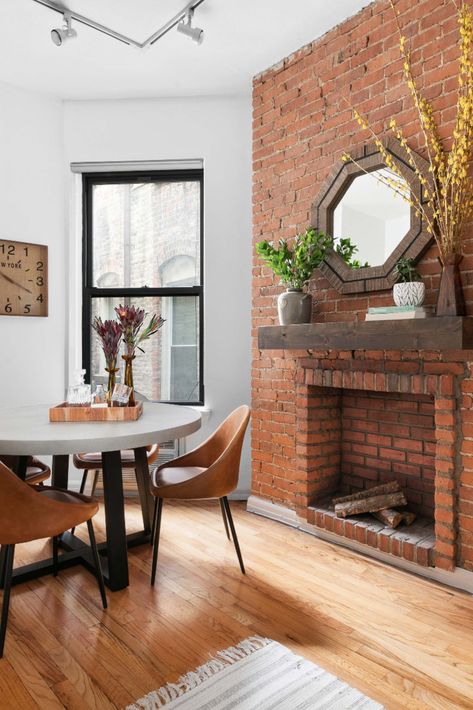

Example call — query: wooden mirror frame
[311,138,432,294]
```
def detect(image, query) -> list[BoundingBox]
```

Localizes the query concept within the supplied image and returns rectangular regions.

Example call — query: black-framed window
[82,169,204,405]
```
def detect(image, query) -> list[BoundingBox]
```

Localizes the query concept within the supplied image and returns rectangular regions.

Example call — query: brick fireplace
[251,348,473,576]
[294,354,458,570]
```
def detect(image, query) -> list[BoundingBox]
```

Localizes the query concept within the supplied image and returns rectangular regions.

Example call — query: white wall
[0,81,65,407]
[63,96,253,494]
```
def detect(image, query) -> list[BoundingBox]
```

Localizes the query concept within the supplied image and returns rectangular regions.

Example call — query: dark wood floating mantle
[258,316,473,351]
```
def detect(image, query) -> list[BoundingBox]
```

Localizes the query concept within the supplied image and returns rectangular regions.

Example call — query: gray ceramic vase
[277,289,312,325]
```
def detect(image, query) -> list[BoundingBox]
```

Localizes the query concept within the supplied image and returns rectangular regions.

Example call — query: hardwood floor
[1,499,473,709]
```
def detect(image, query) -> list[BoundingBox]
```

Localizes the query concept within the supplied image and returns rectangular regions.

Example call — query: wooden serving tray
[49,402,143,422]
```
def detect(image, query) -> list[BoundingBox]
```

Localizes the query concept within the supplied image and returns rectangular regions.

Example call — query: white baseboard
[230,490,250,501]
[247,495,299,527]
[246,495,473,595]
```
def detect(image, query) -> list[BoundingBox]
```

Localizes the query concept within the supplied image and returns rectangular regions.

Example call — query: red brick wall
[252,0,473,571]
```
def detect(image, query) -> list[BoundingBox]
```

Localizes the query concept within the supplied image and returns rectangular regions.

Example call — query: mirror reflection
[332,169,411,267]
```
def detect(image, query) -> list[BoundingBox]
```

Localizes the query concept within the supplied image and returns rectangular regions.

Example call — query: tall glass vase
[105,364,119,406]
[122,354,136,406]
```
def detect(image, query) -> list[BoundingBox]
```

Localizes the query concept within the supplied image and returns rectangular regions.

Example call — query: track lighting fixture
[177,9,204,45]
[33,0,207,50]
[51,11,77,46]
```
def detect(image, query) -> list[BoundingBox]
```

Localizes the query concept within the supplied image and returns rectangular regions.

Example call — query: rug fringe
[127,636,272,709]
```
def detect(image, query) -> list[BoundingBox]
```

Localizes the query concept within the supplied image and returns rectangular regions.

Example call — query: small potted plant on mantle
[393,257,425,307]
[256,228,332,325]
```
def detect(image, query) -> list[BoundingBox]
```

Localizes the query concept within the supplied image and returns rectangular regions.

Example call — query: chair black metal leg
[151,498,163,587]
[91,470,100,497]
[150,495,157,546]
[52,535,60,577]
[87,519,107,610]
[0,547,5,588]
[72,471,90,535]
[219,498,232,541]
[0,545,15,658]
[222,497,245,574]
[79,470,88,495]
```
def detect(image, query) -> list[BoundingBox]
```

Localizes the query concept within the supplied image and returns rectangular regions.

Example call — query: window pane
[90,296,200,402]
[92,181,200,288]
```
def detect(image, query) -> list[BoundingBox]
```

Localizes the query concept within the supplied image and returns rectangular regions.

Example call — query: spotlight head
[177,9,204,45]
[51,12,77,46]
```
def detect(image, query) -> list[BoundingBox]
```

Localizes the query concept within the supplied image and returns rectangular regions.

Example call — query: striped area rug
[127,636,384,709]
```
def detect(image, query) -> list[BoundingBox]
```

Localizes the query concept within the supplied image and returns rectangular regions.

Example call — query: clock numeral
[36,276,44,286]
[36,261,43,271]
[24,304,31,314]
[4,303,12,313]
[0,244,14,255]
[36,293,44,303]
[24,247,29,256]
[0,244,15,256]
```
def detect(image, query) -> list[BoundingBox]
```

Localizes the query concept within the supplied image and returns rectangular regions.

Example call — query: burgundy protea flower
[92,317,122,367]
[115,304,165,356]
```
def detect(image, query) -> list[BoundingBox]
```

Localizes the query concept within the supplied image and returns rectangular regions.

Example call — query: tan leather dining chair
[0,455,51,485]
[0,461,107,658]
[150,405,250,586]
[73,445,159,497]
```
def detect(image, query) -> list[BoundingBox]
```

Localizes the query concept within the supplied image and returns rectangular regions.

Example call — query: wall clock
[0,239,48,317]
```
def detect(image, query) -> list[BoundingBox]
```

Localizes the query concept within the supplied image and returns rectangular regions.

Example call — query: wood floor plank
[5,635,65,710]
[1,500,472,709]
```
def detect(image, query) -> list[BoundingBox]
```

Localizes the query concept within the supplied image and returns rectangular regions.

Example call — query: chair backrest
[0,461,96,544]
[193,405,250,498]
[208,405,250,462]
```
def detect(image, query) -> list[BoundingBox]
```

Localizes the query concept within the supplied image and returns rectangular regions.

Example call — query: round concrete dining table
[0,402,201,591]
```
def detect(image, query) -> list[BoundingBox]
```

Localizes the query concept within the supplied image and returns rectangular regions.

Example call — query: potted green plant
[256,228,332,324]
[393,257,425,307]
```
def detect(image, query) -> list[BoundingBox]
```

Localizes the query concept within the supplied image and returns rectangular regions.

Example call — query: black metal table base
[7,529,151,590]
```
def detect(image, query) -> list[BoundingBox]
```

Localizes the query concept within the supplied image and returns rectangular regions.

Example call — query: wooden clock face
[0,240,48,317]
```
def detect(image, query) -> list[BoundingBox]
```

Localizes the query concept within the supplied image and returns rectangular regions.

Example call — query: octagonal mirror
[311,139,432,293]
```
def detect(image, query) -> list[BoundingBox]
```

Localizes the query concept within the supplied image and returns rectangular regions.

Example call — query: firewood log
[332,481,400,506]
[373,508,404,528]
[401,511,416,526]
[335,491,407,518]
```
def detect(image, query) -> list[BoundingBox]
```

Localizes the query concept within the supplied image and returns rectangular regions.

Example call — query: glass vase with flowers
[114,304,165,406]
[92,317,122,405]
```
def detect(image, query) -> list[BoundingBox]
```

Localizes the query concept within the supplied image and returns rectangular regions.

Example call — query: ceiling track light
[51,11,77,46]
[177,9,204,45]
[32,0,207,49]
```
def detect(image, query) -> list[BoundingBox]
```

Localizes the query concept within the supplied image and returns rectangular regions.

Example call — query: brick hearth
[308,504,435,567]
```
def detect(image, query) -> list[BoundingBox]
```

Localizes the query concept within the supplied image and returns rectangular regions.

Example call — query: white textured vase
[277,289,312,325]
[393,281,425,307]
